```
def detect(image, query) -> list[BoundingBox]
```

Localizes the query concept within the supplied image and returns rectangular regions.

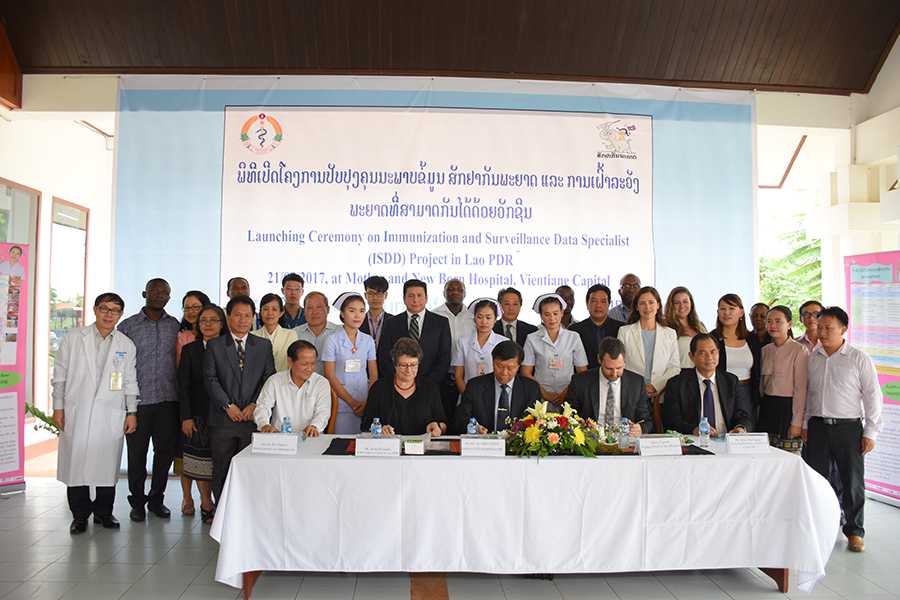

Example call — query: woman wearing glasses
[176,291,210,367]
[361,337,446,436]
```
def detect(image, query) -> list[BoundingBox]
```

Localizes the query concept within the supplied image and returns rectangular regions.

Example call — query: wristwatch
[126,411,137,416]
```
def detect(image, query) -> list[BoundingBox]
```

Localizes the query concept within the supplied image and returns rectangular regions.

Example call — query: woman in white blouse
[663,286,708,368]
[522,293,588,410]
[252,293,300,373]
[453,298,508,393]
[710,293,762,427]
[617,286,681,404]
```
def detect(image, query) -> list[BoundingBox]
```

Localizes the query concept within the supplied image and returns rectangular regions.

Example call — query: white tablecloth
[211,436,839,591]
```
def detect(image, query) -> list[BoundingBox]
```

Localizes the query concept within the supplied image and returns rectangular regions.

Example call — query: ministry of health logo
[241,113,283,154]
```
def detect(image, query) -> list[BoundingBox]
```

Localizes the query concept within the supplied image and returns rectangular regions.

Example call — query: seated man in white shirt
[254,340,331,437]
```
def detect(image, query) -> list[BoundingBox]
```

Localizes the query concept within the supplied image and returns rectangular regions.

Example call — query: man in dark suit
[359,275,392,348]
[454,340,540,433]
[663,333,751,435]
[204,295,276,502]
[377,279,451,389]
[569,337,651,435]
[569,284,624,369]
[493,287,538,347]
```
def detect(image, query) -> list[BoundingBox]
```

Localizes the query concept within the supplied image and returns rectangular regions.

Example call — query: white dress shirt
[696,370,726,434]
[253,370,331,432]
[432,304,474,368]
[805,341,882,440]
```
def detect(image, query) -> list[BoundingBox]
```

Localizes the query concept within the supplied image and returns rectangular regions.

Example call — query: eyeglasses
[800,311,821,318]
[199,318,222,325]
[396,362,419,370]
[96,306,123,315]
[183,305,203,312]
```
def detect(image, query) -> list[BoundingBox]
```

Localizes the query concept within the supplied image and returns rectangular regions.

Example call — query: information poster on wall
[221,107,653,310]
[845,251,900,505]
[0,243,28,489]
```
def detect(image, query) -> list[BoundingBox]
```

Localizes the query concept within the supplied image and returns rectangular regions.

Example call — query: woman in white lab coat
[52,292,139,534]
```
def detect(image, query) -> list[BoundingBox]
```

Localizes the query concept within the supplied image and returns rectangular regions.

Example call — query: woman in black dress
[362,337,447,436]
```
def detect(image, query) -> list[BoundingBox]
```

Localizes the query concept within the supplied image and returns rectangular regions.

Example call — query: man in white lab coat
[52,292,139,534]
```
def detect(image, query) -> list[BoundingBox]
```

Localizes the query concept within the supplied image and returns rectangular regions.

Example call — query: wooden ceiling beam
[0,21,22,109]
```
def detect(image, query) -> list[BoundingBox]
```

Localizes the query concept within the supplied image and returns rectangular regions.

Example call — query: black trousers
[804,417,866,537]
[67,486,115,520]
[209,421,255,503]
[125,402,179,508]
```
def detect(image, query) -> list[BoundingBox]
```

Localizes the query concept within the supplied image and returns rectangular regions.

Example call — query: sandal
[181,500,195,517]
[200,506,215,524]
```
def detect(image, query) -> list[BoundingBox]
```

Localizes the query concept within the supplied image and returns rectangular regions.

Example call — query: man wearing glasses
[278,273,307,329]
[53,293,139,534]
[360,275,392,348]
[796,300,824,353]
[609,273,641,323]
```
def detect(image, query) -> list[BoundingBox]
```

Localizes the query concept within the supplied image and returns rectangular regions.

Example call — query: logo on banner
[241,113,283,154]
[596,120,638,160]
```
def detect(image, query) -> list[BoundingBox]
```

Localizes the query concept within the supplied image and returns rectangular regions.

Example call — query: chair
[325,389,338,433]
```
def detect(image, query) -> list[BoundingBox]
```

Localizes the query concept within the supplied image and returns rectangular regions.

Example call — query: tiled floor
[1,478,898,599]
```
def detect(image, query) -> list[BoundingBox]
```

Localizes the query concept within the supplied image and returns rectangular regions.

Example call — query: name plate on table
[726,432,771,454]
[355,436,401,457]
[637,436,682,456]
[402,435,429,455]
[460,435,506,457]
[251,432,299,455]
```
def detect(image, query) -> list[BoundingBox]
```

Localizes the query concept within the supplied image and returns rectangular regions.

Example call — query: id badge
[345,358,362,373]
[110,352,125,391]
[547,356,563,370]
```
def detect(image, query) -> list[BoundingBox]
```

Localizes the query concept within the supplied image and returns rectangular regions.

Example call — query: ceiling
[2,0,899,95]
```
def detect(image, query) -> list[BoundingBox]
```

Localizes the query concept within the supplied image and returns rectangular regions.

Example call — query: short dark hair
[391,337,423,364]
[539,296,564,313]
[338,293,365,322]
[94,292,124,310]
[287,339,317,360]
[497,287,523,304]
[799,300,823,314]
[597,336,625,361]
[585,284,612,305]
[259,293,284,311]
[364,275,389,293]
[281,273,304,287]
[144,277,169,291]
[226,294,256,315]
[303,291,329,308]
[180,290,211,331]
[767,305,795,339]
[226,277,248,293]
[690,332,718,354]
[194,304,227,338]
[403,279,427,295]
[818,306,849,327]
[492,339,524,363]
[750,302,769,312]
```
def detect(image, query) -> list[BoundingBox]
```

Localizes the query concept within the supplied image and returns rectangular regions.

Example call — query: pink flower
[547,432,560,445]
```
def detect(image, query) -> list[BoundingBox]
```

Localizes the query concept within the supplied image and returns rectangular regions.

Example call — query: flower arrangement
[506,401,604,457]
[25,403,60,436]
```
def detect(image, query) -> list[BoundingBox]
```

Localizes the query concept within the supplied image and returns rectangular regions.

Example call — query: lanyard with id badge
[110,351,126,391]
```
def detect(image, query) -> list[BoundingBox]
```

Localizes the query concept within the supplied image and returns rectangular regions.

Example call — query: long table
[210,436,839,598]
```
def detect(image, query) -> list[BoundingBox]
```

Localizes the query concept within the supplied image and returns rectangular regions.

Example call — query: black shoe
[147,504,171,519]
[129,507,146,522]
[93,515,120,529]
[69,519,88,534]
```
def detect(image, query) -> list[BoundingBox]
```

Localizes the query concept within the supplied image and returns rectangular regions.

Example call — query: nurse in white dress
[322,292,378,434]
[452,298,508,393]
[521,293,589,411]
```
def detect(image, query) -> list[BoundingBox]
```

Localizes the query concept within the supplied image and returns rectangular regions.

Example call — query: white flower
[546,419,558,430]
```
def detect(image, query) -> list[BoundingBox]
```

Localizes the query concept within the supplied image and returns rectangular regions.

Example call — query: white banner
[221,107,652,311]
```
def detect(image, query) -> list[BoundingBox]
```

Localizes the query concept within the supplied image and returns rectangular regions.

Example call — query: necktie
[236,338,245,370]
[409,313,420,340]
[505,323,513,340]
[702,379,715,430]
[604,380,616,428]
[496,384,510,432]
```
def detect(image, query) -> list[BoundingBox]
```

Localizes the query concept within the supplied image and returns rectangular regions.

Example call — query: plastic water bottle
[698,417,710,448]
[370,417,382,438]
[281,416,292,433]
[618,417,631,449]
[467,417,479,435]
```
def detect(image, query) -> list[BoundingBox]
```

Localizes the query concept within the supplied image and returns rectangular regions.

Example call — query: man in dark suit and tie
[569,284,624,369]
[454,340,541,433]
[663,333,751,435]
[377,279,452,389]
[204,295,276,503]
[569,337,651,436]
[493,287,538,347]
